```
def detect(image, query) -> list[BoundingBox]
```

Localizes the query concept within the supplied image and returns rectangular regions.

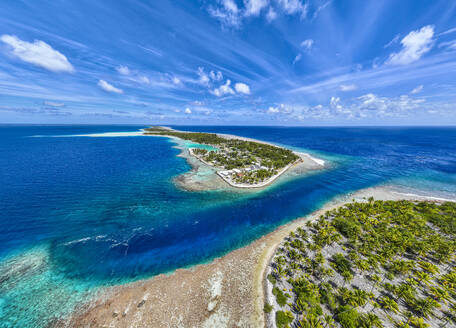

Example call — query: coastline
[61,185,454,328]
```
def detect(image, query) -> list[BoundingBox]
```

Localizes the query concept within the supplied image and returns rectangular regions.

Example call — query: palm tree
[411,297,441,319]
[428,286,451,304]
[379,296,399,314]
[352,289,369,308]
[408,316,430,328]
[360,313,383,328]
[418,261,439,275]
[323,315,336,328]
[413,271,432,288]
[299,314,324,328]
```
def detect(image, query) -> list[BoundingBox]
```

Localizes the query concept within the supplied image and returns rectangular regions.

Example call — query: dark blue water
[0,125,455,327]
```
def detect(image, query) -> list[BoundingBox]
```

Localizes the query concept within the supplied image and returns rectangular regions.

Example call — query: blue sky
[0,0,455,125]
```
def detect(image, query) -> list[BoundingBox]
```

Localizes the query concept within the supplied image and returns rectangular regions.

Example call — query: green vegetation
[276,310,294,328]
[192,148,208,156]
[272,286,290,307]
[144,127,300,185]
[264,303,273,313]
[267,199,456,327]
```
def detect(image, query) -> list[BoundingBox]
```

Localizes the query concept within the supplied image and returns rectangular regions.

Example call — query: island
[264,199,456,328]
[143,126,325,189]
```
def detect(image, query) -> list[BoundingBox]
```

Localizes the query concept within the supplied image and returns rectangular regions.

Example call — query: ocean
[0,125,455,327]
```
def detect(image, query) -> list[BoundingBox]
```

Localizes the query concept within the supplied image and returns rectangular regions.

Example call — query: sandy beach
[59,185,452,328]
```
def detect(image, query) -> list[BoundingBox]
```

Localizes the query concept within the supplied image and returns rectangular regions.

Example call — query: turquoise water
[0,125,455,327]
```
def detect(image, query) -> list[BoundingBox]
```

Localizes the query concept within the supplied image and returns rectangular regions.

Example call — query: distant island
[143,126,325,188]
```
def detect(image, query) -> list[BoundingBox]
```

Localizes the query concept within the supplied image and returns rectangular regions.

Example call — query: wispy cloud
[383,34,400,49]
[276,0,307,16]
[438,27,456,36]
[0,34,74,72]
[116,65,130,75]
[208,0,241,27]
[244,0,269,16]
[339,84,357,91]
[300,39,314,51]
[208,0,308,27]
[292,53,302,65]
[438,40,456,50]
[410,85,423,94]
[266,7,277,21]
[43,101,65,107]
[209,70,223,81]
[98,80,123,94]
[386,25,435,65]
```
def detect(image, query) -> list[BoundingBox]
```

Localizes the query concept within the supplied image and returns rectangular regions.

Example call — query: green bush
[336,305,360,328]
[334,217,361,240]
[276,310,294,328]
[267,273,277,285]
[264,303,273,313]
[331,253,352,274]
[272,287,289,307]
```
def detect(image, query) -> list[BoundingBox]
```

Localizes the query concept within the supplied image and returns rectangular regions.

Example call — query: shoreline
[61,185,454,328]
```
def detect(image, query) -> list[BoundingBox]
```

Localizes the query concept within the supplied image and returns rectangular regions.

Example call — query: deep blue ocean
[1,125,455,327]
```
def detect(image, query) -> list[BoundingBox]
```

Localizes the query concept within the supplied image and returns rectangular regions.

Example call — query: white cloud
[356,93,424,115]
[197,67,210,85]
[292,53,302,65]
[410,85,423,94]
[386,25,435,65]
[339,84,357,91]
[244,0,268,16]
[438,27,456,36]
[208,0,307,27]
[301,39,314,51]
[212,79,235,97]
[43,101,65,107]
[208,0,241,27]
[312,0,331,19]
[98,80,123,94]
[266,7,277,22]
[138,76,150,84]
[438,40,456,50]
[172,76,181,85]
[185,108,192,114]
[267,106,280,113]
[330,96,342,110]
[266,103,292,114]
[209,70,223,81]
[384,34,400,48]
[234,82,251,94]
[116,65,130,75]
[0,34,74,72]
[276,0,307,17]
[222,0,239,13]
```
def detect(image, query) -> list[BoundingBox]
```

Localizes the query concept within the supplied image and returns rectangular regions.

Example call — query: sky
[0,0,455,125]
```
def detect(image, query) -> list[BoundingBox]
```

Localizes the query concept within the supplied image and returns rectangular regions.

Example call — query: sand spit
[60,186,448,328]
